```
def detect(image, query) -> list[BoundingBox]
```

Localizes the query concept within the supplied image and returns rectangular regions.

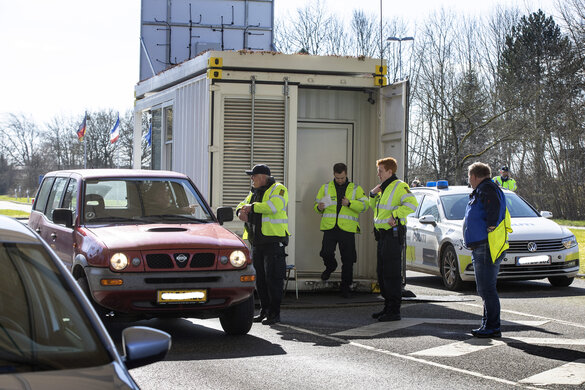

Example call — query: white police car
[405,181,580,290]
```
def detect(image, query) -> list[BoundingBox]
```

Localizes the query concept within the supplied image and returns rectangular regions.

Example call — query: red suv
[28,169,255,335]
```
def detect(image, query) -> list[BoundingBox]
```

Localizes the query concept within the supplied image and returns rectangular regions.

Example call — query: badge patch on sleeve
[279,189,285,196]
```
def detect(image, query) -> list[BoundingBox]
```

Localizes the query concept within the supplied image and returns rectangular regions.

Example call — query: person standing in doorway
[370,157,418,321]
[236,164,289,325]
[314,163,369,298]
[492,166,517,192]
[464,162,511,338]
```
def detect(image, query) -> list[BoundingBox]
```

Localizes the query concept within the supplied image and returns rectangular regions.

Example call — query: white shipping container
[133,50,409,291]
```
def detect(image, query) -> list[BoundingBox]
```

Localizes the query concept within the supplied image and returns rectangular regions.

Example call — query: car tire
[219,295,254,335]
[440,245,464,291]
[548,276,574,287]
[76,275,109,318]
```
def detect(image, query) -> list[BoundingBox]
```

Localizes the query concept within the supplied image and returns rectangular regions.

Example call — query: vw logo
[174,253,189,268]
[527,242,538,252]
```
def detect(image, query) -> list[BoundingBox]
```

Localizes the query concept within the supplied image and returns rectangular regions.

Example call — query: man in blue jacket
[464,162,510,338]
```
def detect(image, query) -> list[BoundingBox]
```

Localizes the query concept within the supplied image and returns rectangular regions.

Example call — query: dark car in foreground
[28,169,255,335]
[0,215,170,389]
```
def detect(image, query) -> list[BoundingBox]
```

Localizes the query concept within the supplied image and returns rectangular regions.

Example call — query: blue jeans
[472,243,503,330]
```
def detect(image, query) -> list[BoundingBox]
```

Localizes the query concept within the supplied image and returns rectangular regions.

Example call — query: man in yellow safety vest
[237,164,289,325]
[314,163,368,298]
[492,166,517,192]
[369,157,418,322]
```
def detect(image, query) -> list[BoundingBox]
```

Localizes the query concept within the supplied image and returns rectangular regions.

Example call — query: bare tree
[0,113,45,191]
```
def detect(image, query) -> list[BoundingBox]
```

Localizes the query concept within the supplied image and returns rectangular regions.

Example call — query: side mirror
[419,215,437,226]
[122,326,171,370]
[53,208,73,228]
[216,206,234,225]
[540,211,553,219]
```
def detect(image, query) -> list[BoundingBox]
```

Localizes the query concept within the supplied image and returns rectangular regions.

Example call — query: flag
[77,112,87,141]
[144,122,152,146]
[109,114,120,143]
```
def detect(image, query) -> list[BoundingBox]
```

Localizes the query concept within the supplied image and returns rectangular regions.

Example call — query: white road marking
[186,318,224,331]
[457,302,585,329]
[410,338,505,357]
[519,359,585,386]
[506,337,585,345]
[279,323,542,390]
[332,318,548,337]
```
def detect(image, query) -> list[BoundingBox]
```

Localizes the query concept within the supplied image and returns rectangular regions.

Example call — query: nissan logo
[174,253,189,268]
[527,242,538,252]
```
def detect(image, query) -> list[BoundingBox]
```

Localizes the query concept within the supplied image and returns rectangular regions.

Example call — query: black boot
[253,310,267,323]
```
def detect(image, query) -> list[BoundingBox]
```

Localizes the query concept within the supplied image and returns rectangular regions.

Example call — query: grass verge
[0,209,30,219]
[568,228,585,275]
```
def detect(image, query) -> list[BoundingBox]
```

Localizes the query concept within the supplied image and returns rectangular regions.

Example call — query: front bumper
[85,265,256,316]
[462,249,579,280]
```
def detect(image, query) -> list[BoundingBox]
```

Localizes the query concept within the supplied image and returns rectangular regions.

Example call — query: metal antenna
[187,3,201,59]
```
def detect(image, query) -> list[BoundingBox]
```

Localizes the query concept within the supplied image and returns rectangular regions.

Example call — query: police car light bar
[426,180,449,189]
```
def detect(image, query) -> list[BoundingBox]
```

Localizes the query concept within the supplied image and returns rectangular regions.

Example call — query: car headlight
[110,253,129,270]
[562,235,577,249]
[229,250,247,268]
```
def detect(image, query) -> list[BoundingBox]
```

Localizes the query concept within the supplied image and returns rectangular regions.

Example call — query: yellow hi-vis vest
[313,181,369,233]
[370,179,418,230]
[237,182,289,240]
[487,208,513,263]
[493,176,517,192]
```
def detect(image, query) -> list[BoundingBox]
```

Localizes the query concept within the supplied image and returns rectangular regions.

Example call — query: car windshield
[0,242,112,373]
[83,178,214,224]
[440,192,540,220]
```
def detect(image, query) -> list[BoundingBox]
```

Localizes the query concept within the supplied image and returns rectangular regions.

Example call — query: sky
[0,0,559,125]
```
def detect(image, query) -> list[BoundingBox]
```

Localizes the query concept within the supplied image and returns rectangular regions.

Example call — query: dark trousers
[376,229,402,315]
[252,242,286,316]
[319,228,357,287]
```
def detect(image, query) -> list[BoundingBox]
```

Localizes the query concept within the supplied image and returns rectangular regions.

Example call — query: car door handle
[50,233,57,239]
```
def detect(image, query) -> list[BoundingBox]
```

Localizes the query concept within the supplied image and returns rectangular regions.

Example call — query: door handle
[50,233,57,239]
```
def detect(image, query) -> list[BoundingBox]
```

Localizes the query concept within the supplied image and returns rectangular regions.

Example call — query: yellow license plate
[157,289,207,303]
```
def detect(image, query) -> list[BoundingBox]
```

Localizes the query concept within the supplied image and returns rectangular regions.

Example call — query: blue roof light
[437,180,449,189]
[426,181,437,187]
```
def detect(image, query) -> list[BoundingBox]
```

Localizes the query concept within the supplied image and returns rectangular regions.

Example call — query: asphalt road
[106,272,585,390]
[0,200,32,212]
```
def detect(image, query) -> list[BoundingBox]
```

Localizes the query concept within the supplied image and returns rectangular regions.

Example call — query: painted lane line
[519,359,585,386]
[331,318,548,337]
[410,338,505,357]
[506,337,585,345]
[279,323,542,390]
[457,302,585,329]
[332,319,424,336]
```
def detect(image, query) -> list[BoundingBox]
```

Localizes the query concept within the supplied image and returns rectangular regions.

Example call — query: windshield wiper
[86,216,148,224]
[141,214,211,223]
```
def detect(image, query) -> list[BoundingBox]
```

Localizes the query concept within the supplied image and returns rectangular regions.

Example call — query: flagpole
[84,113,88,169]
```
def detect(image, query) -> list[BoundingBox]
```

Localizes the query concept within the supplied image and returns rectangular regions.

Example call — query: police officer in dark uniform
[236,164,289,325]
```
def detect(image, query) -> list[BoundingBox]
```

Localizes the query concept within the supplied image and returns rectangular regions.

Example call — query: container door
[295,122,353,277]
[379,80,409,178]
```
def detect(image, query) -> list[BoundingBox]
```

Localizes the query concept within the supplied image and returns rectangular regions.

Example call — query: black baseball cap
[501,166,509,172]
[245,164,271,176]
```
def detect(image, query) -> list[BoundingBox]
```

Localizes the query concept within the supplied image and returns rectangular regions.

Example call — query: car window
[0,242,111,372]
[505,193,539,217]
[61,179,78,216]
[412,193,425,217]
[440,194,469,220]
[419,195,440,221]
[33,177,55,213]
[44,177,69,221]
[83,178,213,223]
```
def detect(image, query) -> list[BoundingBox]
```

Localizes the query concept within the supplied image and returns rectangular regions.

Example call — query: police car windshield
[440,192,540,220]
